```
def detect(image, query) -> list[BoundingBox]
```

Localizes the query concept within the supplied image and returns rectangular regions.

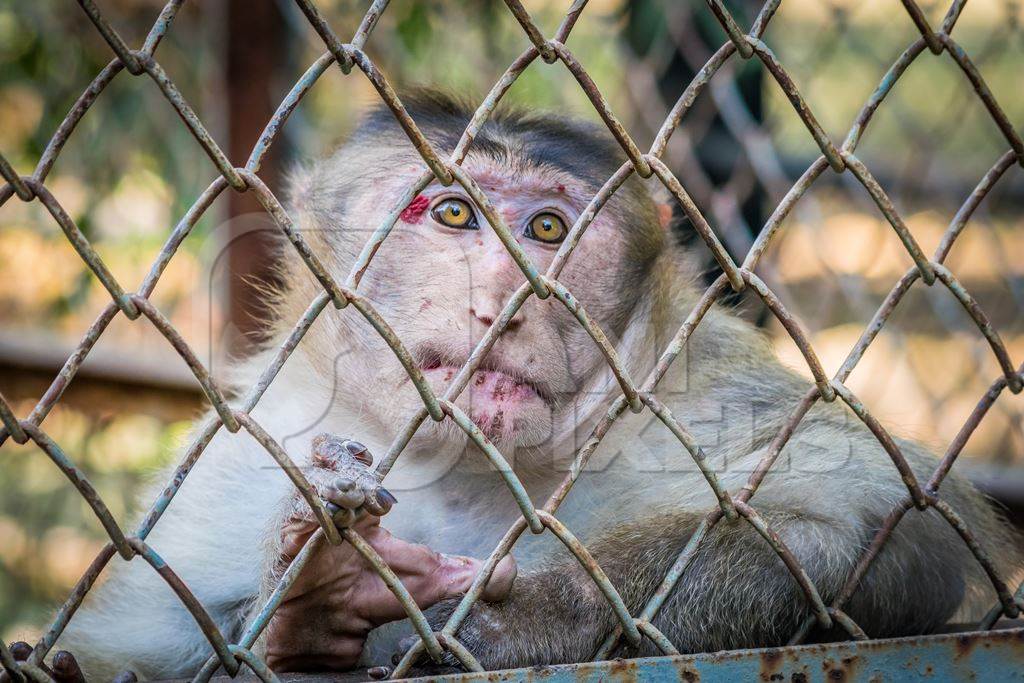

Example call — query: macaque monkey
[46,91,1021,679]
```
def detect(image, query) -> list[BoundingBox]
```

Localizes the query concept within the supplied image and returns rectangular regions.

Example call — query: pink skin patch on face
[400,194,430,224]
[465,369,539,439]
[421,365,544,440]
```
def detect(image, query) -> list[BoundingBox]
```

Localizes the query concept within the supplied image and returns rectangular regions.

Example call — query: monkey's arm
[51,432,514,679]
[417,508,793,669]
[415,497,984,672]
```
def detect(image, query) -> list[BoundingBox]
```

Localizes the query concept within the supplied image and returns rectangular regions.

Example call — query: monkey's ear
[650,184,674,231]
[656,202,673,231]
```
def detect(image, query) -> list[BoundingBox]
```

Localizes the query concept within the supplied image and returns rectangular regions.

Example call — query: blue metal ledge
[405,627,1024,683]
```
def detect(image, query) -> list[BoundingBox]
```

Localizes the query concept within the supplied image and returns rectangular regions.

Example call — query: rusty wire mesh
[1,0,1024,680]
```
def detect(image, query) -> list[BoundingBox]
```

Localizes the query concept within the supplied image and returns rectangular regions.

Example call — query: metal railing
[1,1,1022,680]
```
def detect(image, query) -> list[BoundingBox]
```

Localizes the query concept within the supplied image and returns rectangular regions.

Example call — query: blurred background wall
[1,0,1022,641]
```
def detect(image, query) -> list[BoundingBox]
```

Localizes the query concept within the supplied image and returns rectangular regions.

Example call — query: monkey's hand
[263,434,516,673]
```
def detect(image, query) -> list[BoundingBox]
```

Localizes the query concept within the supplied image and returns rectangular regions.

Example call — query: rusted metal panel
[188,628,1024,682]
[405,628,1024,683]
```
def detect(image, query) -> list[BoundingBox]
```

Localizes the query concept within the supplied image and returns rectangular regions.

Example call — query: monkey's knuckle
[422,544,447,569]
[358,471,380,492]
[288,495,317,524]
[312,433,374,470]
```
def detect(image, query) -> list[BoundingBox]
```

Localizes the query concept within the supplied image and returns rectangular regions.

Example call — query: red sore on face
[400,194,431,224]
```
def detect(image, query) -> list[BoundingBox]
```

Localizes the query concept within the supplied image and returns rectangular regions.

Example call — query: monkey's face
[293,109,666,468]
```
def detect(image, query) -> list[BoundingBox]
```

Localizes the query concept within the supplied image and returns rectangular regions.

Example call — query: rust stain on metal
[759,648,783,681]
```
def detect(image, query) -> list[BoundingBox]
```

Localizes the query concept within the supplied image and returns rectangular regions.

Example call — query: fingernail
[10,642,31,660]
[327,485,365,510]
[112,672,138,683]
[343,439,373,465]
[378,487,398,506]
[52,650,84,682]
[368,666,390,679]
[363,496,386,516]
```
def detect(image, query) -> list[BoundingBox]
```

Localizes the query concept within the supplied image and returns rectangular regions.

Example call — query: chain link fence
[1,0,1023,680]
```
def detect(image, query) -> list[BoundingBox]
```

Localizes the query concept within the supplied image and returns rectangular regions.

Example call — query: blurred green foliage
[0,2,221,343]
[0,0,217,642]
[1,401,190,641]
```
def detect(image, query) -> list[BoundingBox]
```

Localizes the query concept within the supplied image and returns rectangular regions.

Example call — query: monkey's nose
[471,306,523,332]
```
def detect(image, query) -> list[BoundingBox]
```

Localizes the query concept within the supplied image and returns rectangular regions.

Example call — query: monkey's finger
[361,535,515,618]
[349,541,463,621]
[51,651,85,683]
[0,642,31,683]
[279,515,323,562]
[0,644,74,682]
[385,551,517,604]
[324,480,366,510]
[311,434,373,467]
[480,554,517,602]
[7,642,30,661]
[342,439,373,466]
[379,535,516,600]
[387,551,517,604]
[362,486,396,516]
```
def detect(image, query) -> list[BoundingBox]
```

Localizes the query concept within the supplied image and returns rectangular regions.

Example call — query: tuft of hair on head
[348,88,631,187]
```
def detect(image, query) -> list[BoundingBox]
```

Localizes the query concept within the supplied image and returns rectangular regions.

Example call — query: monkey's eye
[431,198,477,229]
[525,212,567,244]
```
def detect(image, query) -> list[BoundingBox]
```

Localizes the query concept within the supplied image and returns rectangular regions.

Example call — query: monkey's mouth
[420,364,551,404]
[420,363,551,441]
[415,348,555,409]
